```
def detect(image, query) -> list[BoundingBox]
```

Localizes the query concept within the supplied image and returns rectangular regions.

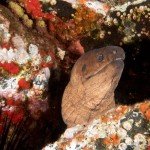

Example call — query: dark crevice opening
[115,38,150,105]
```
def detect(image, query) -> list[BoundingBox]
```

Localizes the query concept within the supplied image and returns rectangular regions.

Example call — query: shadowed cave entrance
[115,38,150,105]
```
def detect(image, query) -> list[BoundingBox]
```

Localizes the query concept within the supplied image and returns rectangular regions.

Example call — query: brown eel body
[62,46,125,127]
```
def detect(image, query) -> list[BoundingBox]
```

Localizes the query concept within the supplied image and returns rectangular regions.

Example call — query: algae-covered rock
[0,4,58,149]
[43,101,150,150]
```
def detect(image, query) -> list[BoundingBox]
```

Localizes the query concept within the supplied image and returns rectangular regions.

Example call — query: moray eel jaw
[80,46,125,83]
[82,57,125,111]
[70,46,125,85]
[80,47,125,111]
[83,56,124,82]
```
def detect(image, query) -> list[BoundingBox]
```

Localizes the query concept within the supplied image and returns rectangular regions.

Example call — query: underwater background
[0,0,149,149]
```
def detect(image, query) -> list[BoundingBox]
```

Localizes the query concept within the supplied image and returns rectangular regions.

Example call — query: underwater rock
[8,0,150,46]
[62,46,125,127]
[67,40,84,54]
[43,100,150,150]
[0,4,56,122]
[0,4,65,148]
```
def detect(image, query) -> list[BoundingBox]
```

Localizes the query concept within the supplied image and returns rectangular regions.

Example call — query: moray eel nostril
[82,64,87,72]
[113,50,117,54]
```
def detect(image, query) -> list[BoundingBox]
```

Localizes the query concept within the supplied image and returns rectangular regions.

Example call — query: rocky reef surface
[0,4,59,149]
[0,4,56,120]
[8,0,150,48]
[43,100,150,150]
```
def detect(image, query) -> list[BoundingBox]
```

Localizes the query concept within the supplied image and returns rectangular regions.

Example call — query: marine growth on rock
[43,100,150,150]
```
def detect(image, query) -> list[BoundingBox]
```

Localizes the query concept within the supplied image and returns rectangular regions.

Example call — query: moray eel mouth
[84,56,125,81]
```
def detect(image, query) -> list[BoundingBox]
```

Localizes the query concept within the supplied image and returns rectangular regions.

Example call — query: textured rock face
[9,0,150,43]
[62,46,125,127]
[0,5,59,149]
[43,100,150,150]
[0,4,57,120]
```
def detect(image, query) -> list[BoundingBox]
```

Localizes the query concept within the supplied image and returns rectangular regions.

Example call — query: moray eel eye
[97,54,103,62]
[82,64,86,72]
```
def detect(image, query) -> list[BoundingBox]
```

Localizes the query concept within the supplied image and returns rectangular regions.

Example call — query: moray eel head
[71,46,125,84]
[62,46,125,127]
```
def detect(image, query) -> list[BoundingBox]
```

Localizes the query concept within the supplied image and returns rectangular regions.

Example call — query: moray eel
[62,46,125,127]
